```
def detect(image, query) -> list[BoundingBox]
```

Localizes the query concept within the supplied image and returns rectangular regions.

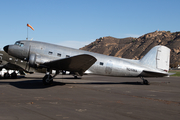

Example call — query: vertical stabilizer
[140,45,170,72]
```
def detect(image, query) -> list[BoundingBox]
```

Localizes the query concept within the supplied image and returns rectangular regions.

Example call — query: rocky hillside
[80,31,180,68]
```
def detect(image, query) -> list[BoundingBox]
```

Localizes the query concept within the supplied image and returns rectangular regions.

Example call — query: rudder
[140,45,170,72]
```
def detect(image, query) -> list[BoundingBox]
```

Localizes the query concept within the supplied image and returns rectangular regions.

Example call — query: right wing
[43,54,97,76]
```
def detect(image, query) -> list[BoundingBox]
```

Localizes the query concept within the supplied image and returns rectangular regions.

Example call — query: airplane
[3,40,171,85]
[0,51,34,78]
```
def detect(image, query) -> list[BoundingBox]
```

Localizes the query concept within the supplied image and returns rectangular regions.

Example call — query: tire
[4,73,10,79]
[43,75,53,85]
[143,80,150,85]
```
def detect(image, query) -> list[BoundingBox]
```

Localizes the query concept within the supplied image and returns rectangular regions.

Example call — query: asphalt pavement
[0,73,180,120]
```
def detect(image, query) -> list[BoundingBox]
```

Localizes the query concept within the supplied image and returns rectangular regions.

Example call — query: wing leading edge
[43,54,97,76]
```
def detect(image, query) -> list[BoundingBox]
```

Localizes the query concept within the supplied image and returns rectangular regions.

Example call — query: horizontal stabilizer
[43,54,97,76]
[139,70,169,77]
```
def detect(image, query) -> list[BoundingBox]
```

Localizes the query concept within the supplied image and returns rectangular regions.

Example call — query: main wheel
[43,75,53,85]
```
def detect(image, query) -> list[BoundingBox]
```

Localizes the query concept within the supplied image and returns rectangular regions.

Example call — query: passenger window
[48,51,53,55]
[66,55,70,58]
[57,53,61,57]
[100,62,104,66]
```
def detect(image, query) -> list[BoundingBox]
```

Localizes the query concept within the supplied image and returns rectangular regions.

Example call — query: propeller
[25,45,31,71]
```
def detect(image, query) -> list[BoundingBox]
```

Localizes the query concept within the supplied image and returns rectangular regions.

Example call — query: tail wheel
[143,79,150,85]
[43,75,53,85]
[140,77,150,85]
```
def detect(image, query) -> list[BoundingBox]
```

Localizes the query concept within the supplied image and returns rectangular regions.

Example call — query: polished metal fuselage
[7,40,167,77]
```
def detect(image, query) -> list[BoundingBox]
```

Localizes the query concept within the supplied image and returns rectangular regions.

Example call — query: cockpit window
[14,41,24,47]
[20,43,24,47]
[15,41,20,46]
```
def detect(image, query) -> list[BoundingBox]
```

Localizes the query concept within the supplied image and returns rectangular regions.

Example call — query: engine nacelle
[29,54,37,67]
[28,54,49,68]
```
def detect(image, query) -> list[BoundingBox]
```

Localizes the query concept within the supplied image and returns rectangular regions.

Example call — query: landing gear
[11,72,17,79]
[4,73,10,79]
[143,79,149,85]
[3,71,17,79]
[140,77,150,85]
[43,69,60,85]
[43,74,53,85]
[74,75,78,79]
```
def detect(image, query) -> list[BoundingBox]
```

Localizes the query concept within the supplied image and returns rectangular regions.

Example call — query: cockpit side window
[14,42,24,47]
[15,41,20,46]
[20,43,24,47]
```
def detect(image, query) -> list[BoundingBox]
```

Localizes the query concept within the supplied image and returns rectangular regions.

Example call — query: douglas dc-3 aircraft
[4,40,171,85]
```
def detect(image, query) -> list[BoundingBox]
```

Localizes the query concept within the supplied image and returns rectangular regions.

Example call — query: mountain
[80,31,180,68]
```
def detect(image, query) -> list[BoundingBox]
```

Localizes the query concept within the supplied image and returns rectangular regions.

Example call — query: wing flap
[43,54,97,76]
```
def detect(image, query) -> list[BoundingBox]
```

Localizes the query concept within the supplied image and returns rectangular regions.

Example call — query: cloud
[58,40,93,49]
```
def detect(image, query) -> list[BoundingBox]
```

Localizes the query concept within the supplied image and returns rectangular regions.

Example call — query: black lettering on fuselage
[127,68,137,72]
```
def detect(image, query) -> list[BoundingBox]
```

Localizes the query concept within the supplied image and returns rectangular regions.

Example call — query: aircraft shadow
[0,79,143,89]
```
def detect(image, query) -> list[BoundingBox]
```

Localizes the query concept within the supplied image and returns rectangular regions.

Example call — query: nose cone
[3,45,9,53]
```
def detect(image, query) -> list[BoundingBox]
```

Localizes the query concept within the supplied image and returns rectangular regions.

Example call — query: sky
[0,0,180,50]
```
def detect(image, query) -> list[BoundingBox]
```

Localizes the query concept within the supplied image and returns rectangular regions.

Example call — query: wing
[43,54,97,76]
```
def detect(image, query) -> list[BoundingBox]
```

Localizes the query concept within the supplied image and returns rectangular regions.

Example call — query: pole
[26,24,28,40]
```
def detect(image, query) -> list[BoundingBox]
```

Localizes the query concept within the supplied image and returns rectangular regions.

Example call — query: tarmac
[0,73,180,120]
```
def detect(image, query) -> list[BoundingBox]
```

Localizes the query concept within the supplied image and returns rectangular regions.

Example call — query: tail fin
[140,45,170,72]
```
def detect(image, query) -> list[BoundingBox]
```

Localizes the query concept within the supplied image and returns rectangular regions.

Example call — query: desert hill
[80,31,180,68]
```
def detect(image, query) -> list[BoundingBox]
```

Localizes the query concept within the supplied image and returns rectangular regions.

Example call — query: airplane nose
[3,45,9,53]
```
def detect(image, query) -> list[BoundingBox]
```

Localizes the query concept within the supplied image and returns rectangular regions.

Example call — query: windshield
[14,41,24,47]
[15,41,20,46]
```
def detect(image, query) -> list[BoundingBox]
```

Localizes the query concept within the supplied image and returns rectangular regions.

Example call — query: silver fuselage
[5,40,168,77]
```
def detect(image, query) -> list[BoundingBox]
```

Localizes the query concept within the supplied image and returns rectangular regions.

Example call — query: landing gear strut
[140,77,150,85]
[43,69,60,85]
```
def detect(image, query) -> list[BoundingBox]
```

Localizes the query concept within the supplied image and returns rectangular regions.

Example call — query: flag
[27,23,34,31]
